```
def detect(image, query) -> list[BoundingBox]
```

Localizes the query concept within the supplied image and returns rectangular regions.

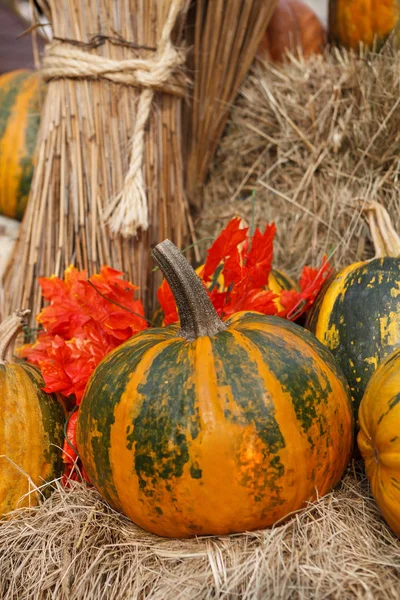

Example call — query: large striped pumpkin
[0,70,42,220]
[307,203,400,417]
[77,239,353,538]
[329,0,400,49]
[358,348,400,537]
[0,311,66,515]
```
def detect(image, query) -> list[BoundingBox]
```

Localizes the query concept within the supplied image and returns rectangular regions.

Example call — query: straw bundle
[1,467,400,599]
[197,44,400,275]
[184,0,278,209]
[4,0,192,324]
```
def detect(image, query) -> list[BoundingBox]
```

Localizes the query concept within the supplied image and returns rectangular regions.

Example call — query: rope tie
[42,0,187,238]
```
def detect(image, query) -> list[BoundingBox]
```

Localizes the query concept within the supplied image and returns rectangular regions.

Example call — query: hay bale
[0,470,399,599]
[197,45,400,276]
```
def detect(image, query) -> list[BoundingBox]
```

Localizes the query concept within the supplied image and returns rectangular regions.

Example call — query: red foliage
[19,265,148,486]
[157,217,332,323]
[19,265,148,403]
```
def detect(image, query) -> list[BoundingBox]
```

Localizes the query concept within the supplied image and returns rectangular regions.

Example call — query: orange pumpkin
[259,0,326,62]
[329,0,400,49]
[77,239,353,538]
[358,348,400,537]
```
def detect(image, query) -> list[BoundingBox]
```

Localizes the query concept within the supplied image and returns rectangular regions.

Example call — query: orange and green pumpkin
[307,202,400,417]
[0,69,42,220]
[329,0,400,49]
[0,310,66,515]
[77,239,353,538]
[358,348,400,537]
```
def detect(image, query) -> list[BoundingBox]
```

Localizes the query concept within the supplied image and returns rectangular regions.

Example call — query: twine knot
[42,0,187,238]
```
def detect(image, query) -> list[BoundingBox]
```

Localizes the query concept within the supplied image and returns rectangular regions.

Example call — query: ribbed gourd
[0,70,42,220]
[0,310,65,515]
[329,0,400,49]
[307,202,400,418]
[358,348,400,537]
[77,239,353,538]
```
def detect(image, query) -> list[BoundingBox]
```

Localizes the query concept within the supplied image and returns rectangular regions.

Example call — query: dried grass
[197,43,400,276]
[1,468,399,599]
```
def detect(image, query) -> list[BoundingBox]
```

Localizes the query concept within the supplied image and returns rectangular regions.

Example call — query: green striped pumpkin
[307,257,400,417]
[0,70,42,220]
[0,311,66,515]
[77,240,353,538]
[307,203,400,419]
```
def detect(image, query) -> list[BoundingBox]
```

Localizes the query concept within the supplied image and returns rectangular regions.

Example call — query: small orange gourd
[329,0,400,49]
[358,348,400,537]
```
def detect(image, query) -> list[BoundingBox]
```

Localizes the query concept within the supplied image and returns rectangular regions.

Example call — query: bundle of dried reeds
[184,0,278,209]
[4,0,192,324]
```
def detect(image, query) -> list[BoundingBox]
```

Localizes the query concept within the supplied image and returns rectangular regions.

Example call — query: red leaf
[224,289,278,317]
[203,217,248,281]
[245,224,276,288]
[222,250,243,288]
[63,411,78,466]
[279,256,332,320]
[62,410,91,484]
[157,278,178,325]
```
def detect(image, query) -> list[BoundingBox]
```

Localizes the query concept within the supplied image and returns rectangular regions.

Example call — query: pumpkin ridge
[237,324,353,493]
[0,71,36,218]
[21,363,65,485]
[17,75,41,219]
[1,367,48,510]
[78,333,172,510]
[226,327,311,513]
[358,348,400,535]
[109,339,199,527]
[130,342,196,482]
[0,71,31,140]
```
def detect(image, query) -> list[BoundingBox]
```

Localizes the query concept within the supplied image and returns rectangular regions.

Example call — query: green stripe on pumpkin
[131,340,201,495]
[16,80,41,219]
[239,327,332,447]
[77,329,176,509]
[211,330,285,501]
[0,71,31,141]
[22,363,66,487]
[377,392,400,425]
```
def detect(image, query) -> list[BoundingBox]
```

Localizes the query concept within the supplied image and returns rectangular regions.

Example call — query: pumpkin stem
[0,310,30,364]
[363,202,400,258]
[152,240,226,341]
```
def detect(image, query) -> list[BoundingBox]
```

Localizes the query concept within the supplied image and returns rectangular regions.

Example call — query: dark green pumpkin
[307,256,400,415]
